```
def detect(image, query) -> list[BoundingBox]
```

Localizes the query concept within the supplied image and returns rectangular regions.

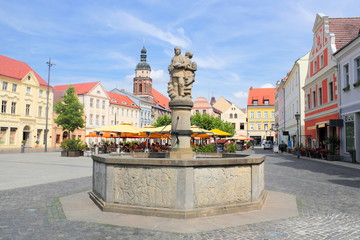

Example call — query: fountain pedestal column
[169,98,196,159]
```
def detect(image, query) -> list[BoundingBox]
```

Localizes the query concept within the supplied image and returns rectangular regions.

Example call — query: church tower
[133,47,152,97]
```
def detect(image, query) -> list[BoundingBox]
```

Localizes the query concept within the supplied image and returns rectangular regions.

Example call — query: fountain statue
[89,47,266,219]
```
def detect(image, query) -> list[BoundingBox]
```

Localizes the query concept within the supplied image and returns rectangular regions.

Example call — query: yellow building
[247,87,276,146]
[0,55,53,150]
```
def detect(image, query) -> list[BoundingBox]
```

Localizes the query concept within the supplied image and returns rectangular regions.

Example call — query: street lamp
[295,112,300,158]
[275,123,279,145]
[45,58,55,152]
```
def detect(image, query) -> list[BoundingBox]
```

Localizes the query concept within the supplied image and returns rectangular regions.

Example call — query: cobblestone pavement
[0,150,359,239]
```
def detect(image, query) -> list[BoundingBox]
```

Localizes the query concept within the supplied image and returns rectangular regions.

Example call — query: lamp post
[275,123,279,145]
[295,112,300,158]
[45,58,55,152]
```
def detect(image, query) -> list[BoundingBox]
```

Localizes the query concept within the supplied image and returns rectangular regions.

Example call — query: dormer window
[131,103,135,106]
[97,91,100,95]
[252,100,258,105]
[111,99,117,103]
[264,100,269,105]
[122,101,127,105]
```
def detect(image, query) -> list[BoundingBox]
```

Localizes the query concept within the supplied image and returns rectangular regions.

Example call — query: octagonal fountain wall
[89,152,266,219]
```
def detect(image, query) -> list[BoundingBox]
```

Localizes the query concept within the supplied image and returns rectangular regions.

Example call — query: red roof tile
[107,92,139,109]
[54,82,99,95]
[329,18,360,50]
[247,88,276,106]
[0,55,49,87]
[152,89,170,110]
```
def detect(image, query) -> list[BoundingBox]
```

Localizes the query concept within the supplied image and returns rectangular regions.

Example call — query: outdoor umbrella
[92,123,142,138]
[85,132,117,138]
[210,129,232,137]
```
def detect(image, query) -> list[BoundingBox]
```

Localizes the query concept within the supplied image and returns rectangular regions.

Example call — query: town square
[1,0,360,239]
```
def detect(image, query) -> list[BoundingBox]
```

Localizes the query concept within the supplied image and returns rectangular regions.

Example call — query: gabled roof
[247,88,276,106]
[151,88,170,110]
[107,92,139,109]
[194,97,212,109]
[329,17,360,50]
[54,82,99,95]
[0,55,49,87]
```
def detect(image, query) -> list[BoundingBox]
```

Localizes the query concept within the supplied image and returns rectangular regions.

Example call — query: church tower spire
[133,47,152,96]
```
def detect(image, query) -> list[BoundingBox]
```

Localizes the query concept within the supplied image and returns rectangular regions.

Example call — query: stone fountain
[89,47,266,219]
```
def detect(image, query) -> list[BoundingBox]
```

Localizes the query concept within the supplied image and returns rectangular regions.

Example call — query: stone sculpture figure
[168,47,197,100]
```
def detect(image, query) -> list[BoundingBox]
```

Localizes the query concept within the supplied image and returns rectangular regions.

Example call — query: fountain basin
[90,153,266,219]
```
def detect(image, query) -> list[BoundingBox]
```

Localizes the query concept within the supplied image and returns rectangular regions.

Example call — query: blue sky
[1,0,359,108]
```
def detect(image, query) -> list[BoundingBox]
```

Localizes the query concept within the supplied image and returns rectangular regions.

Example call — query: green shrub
[61,139,87,151]
[192,144,216,152]
[225,142,237,153]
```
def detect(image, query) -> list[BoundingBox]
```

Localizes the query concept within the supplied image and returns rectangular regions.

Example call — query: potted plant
[349,149,356,163]
[60,138,87,157]
[35,140,40,148]
[325,136,341,161]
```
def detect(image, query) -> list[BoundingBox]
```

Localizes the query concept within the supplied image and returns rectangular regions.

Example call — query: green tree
[190,112,235,135]
[152,114,171,127]
[54,86,85,138]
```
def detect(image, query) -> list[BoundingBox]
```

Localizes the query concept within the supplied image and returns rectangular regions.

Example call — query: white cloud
[260,83,275,88]
[151,69,167,82]
[105,10,191,48]
[233,91,248,99]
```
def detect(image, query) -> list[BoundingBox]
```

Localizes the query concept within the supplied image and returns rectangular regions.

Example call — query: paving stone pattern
[0,150,360,239]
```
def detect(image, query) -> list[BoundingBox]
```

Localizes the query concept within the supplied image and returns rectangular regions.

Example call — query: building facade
[247,87,276,145]
[107,92,140,127]
[303,14,360,148]
[221,103,247,136]
[283,53,309,147]
[275,78,286,145]
[0,55,53,149]
[53,82,110,145]
[334,34,360,162]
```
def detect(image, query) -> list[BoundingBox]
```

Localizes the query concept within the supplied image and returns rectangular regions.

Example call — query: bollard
[21,143,25,153]
[95,145,99,154]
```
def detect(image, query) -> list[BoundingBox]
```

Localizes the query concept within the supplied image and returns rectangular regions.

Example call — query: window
[240,123,245,130]
[250,111,254,118]
[102,115,105,125]
[2,81,8,90]
[90,98,94,108]
[318,87,322,105]
[257,111,261,118]
[257,123,261,130]
[307,94,311,109]
[38,106,42,117]
[345,115,354,152]
[313,91,316,107]
[264,124,268,130]
[0,127,7,145]
[96,115,99,125]
[230,113,233,118]
[329,82,334,101]
[25,104,30,116]
[12,84,17,92]
[96,99,99,109]
[39,90,43,97]
[344,64,350,87]
[264,100,269,105]
[102,100,105,110]
[26,87,31,95]
[314,60,317,73]
[264,111,268,118]
[1,101,7,113]
[202,110,206,114]
[89,114,93,124]
[10,128,16,144]
[355,57,360,81]
[320,55,324,68]
[250,123,254,130]
[11,102,16,114]
[271,111,275,118]
[252,100,258,105]
[234,113,238,118]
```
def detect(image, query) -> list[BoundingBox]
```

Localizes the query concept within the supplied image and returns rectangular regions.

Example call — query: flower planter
[61,150,84,157]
